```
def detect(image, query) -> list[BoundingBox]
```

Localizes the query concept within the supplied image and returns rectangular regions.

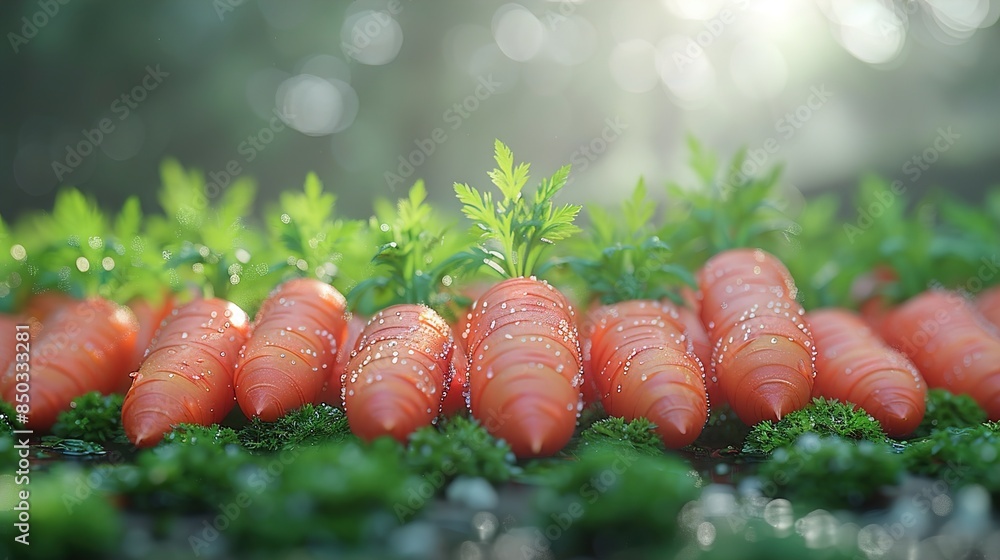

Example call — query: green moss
[228,438,421,550]
[758,434,903,510]
[532,448,700,556]
[743,398,888,454]
[50,392,125,443]
[161,423,240,446]
[404,416,517,483]
[577,416,666,457]
[910,389,987,439]
[0,465,123,559]
[238,403,354,453]
[0,400,22,434]
[902,424,1000,494]
[112,437,252,513]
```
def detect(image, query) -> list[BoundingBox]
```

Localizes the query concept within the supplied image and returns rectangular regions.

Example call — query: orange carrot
[1,297,139,430]
[314,313,366,408]
[676,289,718,407]
[342,304,456,442]
[441,331,469,416]
[124,293,177,390]
[807,308,926,436]
[878,290,1000,420]
[454,141,584,457]
[582,299,708,447]
[697,248,816,425]
[0,315,20,388]
[235,278,348,421]
[122,298,250,447]
[463,277,583,456]
[976,285,1000,332]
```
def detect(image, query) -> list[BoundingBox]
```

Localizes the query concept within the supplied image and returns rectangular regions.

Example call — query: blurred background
[2,0,999,220]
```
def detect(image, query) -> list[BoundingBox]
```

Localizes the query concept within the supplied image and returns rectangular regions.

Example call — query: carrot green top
[560,180,694,305]
[454,140,581,279]
[348,181,468,316]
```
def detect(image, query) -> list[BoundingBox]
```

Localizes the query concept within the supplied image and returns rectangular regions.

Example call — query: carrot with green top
[455,140,584,457]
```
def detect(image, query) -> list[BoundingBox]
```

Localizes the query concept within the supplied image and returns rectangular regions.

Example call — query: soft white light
[657,36,717,106]
[834,1,905,64]
[664,0,726,20]
[729,39,788,99]
[492,4,545,62]
[543,15,597,66]
[277,74,344,136]
[609,40,659,93]
[341,10,404,65]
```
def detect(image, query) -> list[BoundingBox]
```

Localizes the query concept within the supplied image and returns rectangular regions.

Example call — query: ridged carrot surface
[1,297,138,430]
[123,294,177,392]
[583,299,708,447]
[698,248,816,425]
[878,290,1000,420]
[976,285,1000,332]
[675,291,718,408]
[315,313,366,408]
[122,298,250,446]
[463,277,583,457]
[807,308,926,436]
[342,303,456,442]
[236,278,348,421]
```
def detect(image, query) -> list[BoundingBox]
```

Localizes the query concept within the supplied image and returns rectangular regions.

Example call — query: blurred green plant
[758,434,902,510]
[532,447,700,557]
[903,424,1000,495]
[0,465,123,559]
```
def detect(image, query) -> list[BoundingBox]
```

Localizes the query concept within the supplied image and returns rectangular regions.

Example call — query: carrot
[23,291,75,323]
[807,308,926,436]
[1,297,139,430]
[976,285,1000,332]
[698,248,816,425]
[122,298,250,447]
[441,331,469,416]
[124,293,177,389]
[676,288,718,407]
[342,304,456,441]
[0,315,20,387]
[315,313,366,408]
[877,290,1000,420]
[462,277,583,456]
[342,182,467,441]
[583,299,708,447]
[455,141,584,457]
[562,180,708,446]
[235,278,348,421]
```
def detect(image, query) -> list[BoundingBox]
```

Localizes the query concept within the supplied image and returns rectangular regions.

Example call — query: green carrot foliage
[455,140,581,279]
